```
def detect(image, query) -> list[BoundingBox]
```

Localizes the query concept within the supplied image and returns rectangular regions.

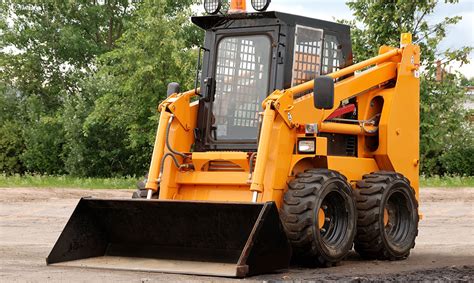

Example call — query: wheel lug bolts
[321,228,326,233]
[325,217,330,222]
[322,205,328,210]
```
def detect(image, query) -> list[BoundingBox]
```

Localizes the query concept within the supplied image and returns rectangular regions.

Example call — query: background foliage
[1,0,201,177]
[1,0,472,177]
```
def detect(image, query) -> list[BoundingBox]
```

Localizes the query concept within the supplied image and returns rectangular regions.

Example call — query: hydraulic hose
[157,152,180,183]
[165,115,188,159]
[157,114,188,183]
[248,152,257,182]
[360,114,380,134]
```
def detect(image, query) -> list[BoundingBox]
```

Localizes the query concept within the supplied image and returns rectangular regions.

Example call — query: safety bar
[320,122,377,136]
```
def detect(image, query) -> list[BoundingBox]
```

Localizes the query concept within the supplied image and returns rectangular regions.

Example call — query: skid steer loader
[47,0,420,277]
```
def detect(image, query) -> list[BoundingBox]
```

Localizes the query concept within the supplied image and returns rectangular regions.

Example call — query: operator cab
[192,11,352,151]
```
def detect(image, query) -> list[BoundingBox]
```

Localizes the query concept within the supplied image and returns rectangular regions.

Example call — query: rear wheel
[354,171,419,260]
[281,169,357,267]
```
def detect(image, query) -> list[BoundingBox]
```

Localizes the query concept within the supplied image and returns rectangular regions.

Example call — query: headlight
[204,0,222,15]
[298,139,316,154]
[251,0,271,12]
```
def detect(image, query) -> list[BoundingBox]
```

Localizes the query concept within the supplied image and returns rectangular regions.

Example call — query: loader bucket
[47,198,291,277]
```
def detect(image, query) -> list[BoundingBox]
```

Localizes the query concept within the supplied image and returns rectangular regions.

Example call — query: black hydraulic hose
[249,152,257,174]
[248,152,257,181]
[158,152,180,182]
[166,115,188,159]
[157,115,188,182]
[162,153,180,170]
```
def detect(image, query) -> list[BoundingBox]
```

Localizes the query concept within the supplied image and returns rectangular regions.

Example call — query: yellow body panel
[146,35,420,206]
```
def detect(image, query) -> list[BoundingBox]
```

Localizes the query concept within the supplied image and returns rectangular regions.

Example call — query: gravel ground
[0,187,473,282]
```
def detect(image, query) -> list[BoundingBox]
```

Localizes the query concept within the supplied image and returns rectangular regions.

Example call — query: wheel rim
[383,208,389,226]
[318,190,349,247]
[384,190,412,244]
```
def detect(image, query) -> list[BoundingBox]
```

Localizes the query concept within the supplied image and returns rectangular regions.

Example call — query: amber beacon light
[229,0,247,13]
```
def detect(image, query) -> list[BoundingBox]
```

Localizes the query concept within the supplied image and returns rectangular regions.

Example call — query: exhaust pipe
[47,198,291,277]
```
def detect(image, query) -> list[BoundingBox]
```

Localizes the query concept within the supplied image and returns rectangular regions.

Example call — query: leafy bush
[21,116,66,174]
[439,146,474,176]
[0,84,25,173]
[0,121,25,173]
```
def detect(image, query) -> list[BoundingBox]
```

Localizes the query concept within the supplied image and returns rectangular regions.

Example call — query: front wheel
[354,171,419,260]
[281,168,357,267]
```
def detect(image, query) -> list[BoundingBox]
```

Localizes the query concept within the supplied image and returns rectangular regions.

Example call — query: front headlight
[298,139,316,154]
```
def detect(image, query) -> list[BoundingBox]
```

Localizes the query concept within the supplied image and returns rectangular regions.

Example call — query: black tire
[354,171,419,260]
[281,168,357,267]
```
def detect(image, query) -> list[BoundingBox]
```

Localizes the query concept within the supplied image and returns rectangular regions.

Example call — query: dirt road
[1,187,473,282]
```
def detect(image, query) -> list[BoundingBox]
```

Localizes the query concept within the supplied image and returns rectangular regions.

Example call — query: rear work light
[251,0,271,12]
[298,139,316,154]
[204,0,222,14]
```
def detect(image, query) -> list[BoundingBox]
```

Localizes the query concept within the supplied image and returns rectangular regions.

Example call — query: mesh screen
[291,26,323,89]
[212,35,271,140]
[322,35,343,75]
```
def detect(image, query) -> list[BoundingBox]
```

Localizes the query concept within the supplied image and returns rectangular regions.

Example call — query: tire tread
[354,171,418,260]
[281,169,354,266]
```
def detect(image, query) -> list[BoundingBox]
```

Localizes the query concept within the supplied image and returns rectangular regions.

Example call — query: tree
[0,83,25,173]
[343,0,473,176]
[1,0,135,174]
[1,0,134,106]
[63,0,202,176]
[1,0,201,176]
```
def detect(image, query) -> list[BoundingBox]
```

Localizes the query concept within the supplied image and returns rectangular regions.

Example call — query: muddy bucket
[47,198,291,277]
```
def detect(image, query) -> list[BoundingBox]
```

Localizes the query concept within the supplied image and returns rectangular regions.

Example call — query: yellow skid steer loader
[47,0,420,277]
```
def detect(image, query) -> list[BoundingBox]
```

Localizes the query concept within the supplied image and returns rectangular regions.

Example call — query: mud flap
[46,198,291,277]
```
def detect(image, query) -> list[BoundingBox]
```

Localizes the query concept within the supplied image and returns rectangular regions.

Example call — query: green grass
[0,174,472,190]
[420,175,474,187]
[0,174,137,190]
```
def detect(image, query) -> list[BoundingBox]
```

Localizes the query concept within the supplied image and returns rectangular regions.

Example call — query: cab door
[196,26,281,151]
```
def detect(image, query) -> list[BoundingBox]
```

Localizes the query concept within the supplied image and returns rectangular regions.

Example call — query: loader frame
[145,33,420,207]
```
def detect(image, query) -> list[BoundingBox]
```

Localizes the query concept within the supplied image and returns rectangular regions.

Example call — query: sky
[199,0,474,77]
